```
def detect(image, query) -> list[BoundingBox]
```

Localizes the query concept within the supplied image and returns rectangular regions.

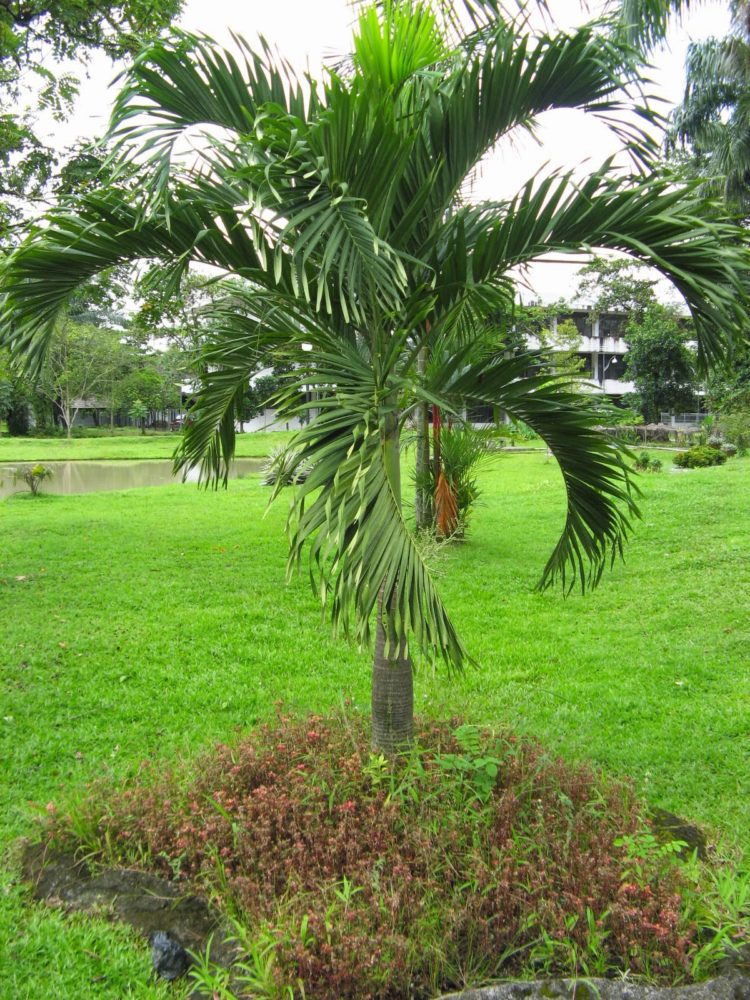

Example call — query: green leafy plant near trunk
[413,423,496,536]
[1,2,749,753]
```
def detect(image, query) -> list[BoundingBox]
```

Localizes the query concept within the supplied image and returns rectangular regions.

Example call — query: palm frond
[611,0,696,50]
[447,353,640,592]
[109,30,314,202]
[420,20,654,212]
[458,168,750,368]
[174,288,347,486]
[282,381,470,671]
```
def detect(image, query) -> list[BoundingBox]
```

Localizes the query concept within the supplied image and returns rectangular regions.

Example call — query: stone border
[438,975,750,1000]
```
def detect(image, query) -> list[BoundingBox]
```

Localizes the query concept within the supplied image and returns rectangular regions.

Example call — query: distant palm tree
[616,0,750,213]
[1,1,748,751]
[671,3,750,214]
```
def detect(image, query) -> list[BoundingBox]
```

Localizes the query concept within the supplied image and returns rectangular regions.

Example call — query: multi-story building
[535,307,634,404]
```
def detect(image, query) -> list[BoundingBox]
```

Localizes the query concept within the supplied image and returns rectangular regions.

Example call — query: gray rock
[439,974,750,1000]
[649,808,708,860]
[151,929,189,980]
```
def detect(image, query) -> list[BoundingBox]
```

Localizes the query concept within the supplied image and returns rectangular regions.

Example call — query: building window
[561,312,593,338]
[599,314,625,339]
[597,353,624,381]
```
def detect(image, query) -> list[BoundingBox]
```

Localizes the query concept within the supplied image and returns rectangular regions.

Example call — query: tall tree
[1,2,749,751]
[0,0,183,239]
[36,317,127,436]
[614,0,750,213]
[575,256,659,320]
[668,2,750,215]
[114,356,181,427]
[623,303,699,420]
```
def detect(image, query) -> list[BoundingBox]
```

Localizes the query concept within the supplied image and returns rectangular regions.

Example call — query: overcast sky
[37,0,732,303]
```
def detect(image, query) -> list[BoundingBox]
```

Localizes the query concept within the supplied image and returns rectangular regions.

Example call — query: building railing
[660,412,709,427]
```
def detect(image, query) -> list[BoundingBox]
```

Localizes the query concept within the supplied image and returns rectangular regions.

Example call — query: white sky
[38,0,732,304]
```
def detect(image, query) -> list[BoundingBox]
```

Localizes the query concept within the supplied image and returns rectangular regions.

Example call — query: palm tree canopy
[2,0,749,670]
[668,9,750,213]
[613,0,750,212]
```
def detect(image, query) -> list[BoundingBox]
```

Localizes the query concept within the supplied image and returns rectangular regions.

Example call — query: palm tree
[669,5,750,215]
[1,1,748,752]
[615,0,750,213]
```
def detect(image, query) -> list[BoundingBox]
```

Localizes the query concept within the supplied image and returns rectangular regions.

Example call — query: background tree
[575,256,658,320]
[128,398,149,434]
[706,342,750,413]
[36,317,126,436]
[623,303,699,421]
[0,347,36,433]
[132,265,225,355]
[514,302,585,380]
[0,351,14,422]
[0,0,182,240]
[666,2,750,215]
[2,3,749,752]
[115,359,181,428]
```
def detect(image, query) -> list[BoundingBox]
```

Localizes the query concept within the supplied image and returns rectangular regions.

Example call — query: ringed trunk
[372,401,414,753]
[372,589,414,753]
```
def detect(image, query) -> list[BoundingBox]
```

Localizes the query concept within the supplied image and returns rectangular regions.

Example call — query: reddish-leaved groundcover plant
[46,714,699,998]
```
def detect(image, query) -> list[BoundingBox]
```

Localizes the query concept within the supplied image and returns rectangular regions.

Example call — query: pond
[0,458,264,501]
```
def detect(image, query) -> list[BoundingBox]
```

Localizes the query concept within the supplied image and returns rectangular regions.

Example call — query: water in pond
[0,458,263,501]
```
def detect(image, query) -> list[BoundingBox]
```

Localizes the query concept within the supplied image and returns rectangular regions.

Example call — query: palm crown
[2,0,749,749]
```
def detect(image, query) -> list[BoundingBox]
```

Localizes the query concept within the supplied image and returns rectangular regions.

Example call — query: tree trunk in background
[414,347,431,530]
[432,402,442,478]
[372,402,414,753]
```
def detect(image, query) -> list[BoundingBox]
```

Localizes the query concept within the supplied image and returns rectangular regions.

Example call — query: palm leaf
[455,168,750,369]
[282,378,470,671]
[444,353,640,592]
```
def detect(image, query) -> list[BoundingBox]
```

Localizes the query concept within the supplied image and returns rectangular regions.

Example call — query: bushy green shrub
[634,451,663,472]
[507,419,538,442]
[719,410,750,456]
[674,446,727,469]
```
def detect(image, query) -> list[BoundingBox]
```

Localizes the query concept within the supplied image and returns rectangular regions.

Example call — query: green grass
[0,430,294,461]
[1,454,749,997]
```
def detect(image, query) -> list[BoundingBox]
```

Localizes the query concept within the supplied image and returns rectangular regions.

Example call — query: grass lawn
[1,452,748,997]
[0,430,293,462]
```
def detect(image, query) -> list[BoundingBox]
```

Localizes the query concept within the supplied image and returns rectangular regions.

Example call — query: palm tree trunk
[372,403,414,753]
[432,404,442,478]
[414,347,431,530]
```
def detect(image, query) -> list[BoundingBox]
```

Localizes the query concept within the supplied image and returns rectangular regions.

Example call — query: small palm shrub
[13,463,53,495]
[261,444,309,486]
[674,446,727,469]
[41,714,745,998]
[633,451,663,472]
[414,425,496,537]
